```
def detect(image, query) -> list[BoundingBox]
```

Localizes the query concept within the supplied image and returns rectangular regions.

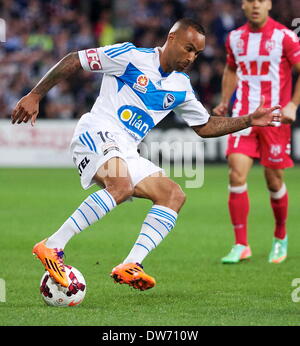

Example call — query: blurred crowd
[0,0,299,122]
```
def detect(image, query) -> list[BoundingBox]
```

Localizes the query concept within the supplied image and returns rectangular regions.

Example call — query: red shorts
[226,124,293,169]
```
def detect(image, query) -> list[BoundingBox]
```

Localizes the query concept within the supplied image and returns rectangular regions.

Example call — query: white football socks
[123,205,178,264]
[46,189,116,249]
[269,183,287,200]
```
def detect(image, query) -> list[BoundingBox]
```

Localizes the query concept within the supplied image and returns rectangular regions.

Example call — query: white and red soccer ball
[40,265,86,307]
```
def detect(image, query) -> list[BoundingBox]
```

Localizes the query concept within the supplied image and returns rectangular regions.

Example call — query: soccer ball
[40,265,86,307]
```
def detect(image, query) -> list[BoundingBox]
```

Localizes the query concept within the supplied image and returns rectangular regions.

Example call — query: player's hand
[281,101,297,124]
[249,96,281,127]
[213,102,228,116]
[11,93,40,126]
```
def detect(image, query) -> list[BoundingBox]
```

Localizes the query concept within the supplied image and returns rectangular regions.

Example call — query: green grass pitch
[0,165,300,326]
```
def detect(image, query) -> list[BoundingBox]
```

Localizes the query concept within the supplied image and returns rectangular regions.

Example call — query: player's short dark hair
[175,18,206,36]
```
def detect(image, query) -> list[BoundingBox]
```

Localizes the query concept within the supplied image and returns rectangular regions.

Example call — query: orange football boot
[32,239,68,287]
[111,263,156,291]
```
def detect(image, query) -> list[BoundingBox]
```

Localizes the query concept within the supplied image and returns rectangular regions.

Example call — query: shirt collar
[155,47,171,77]
[158,65,171,77]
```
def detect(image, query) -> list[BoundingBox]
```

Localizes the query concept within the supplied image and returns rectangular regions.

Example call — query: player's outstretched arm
[11,52,82,126]
[192,97,281,138]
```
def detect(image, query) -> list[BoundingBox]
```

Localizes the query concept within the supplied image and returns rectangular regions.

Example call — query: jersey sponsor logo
[163,93,175,109]
[270,144,282,157]
[77,157,90,176]
[118,105,155,140]
[85,49,102,70]
[268,157,283,163]
[137,75,149,87]
[133,74,149,93]
[265,39,276,53]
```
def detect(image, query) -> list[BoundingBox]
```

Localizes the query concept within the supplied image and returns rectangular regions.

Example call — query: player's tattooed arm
[192,115,250,138]
[31,52,82,99]
[192,96,281,138]
[12,52,82,125]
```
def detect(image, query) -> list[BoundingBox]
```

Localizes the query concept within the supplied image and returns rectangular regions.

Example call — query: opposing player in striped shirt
[213,0,300,264]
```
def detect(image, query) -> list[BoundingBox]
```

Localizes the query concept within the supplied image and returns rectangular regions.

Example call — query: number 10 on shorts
[0,278,6,302]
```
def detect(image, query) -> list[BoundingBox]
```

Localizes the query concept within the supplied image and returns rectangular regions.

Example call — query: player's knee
[229,169,246,186]
[264,169,283,192]
[266,179,283,192]
[117,183,134,203]
[106,180,134,204]
[170,185,186,208]
[152,183,185,210]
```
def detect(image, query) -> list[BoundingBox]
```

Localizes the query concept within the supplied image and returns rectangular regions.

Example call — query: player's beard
[176,61,190,72]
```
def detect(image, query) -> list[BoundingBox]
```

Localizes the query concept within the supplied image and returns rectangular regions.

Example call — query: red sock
[228,190,249,246]
[271,193,288,240]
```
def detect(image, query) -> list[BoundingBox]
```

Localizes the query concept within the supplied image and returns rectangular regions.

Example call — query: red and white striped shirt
[226,17,300,117]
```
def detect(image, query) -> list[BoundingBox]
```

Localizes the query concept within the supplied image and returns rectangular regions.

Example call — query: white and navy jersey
[77,42,210,144]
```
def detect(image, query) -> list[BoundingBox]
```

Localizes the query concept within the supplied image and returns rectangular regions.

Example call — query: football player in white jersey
[213,0,300,264]
[12,18,281,290]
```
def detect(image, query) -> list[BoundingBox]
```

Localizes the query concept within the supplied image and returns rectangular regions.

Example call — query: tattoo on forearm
[31,52,81,98]
[193,116,250,138]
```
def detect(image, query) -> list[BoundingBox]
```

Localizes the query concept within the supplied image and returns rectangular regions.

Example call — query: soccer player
[213,0,300,264]
[12,18,281,290]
